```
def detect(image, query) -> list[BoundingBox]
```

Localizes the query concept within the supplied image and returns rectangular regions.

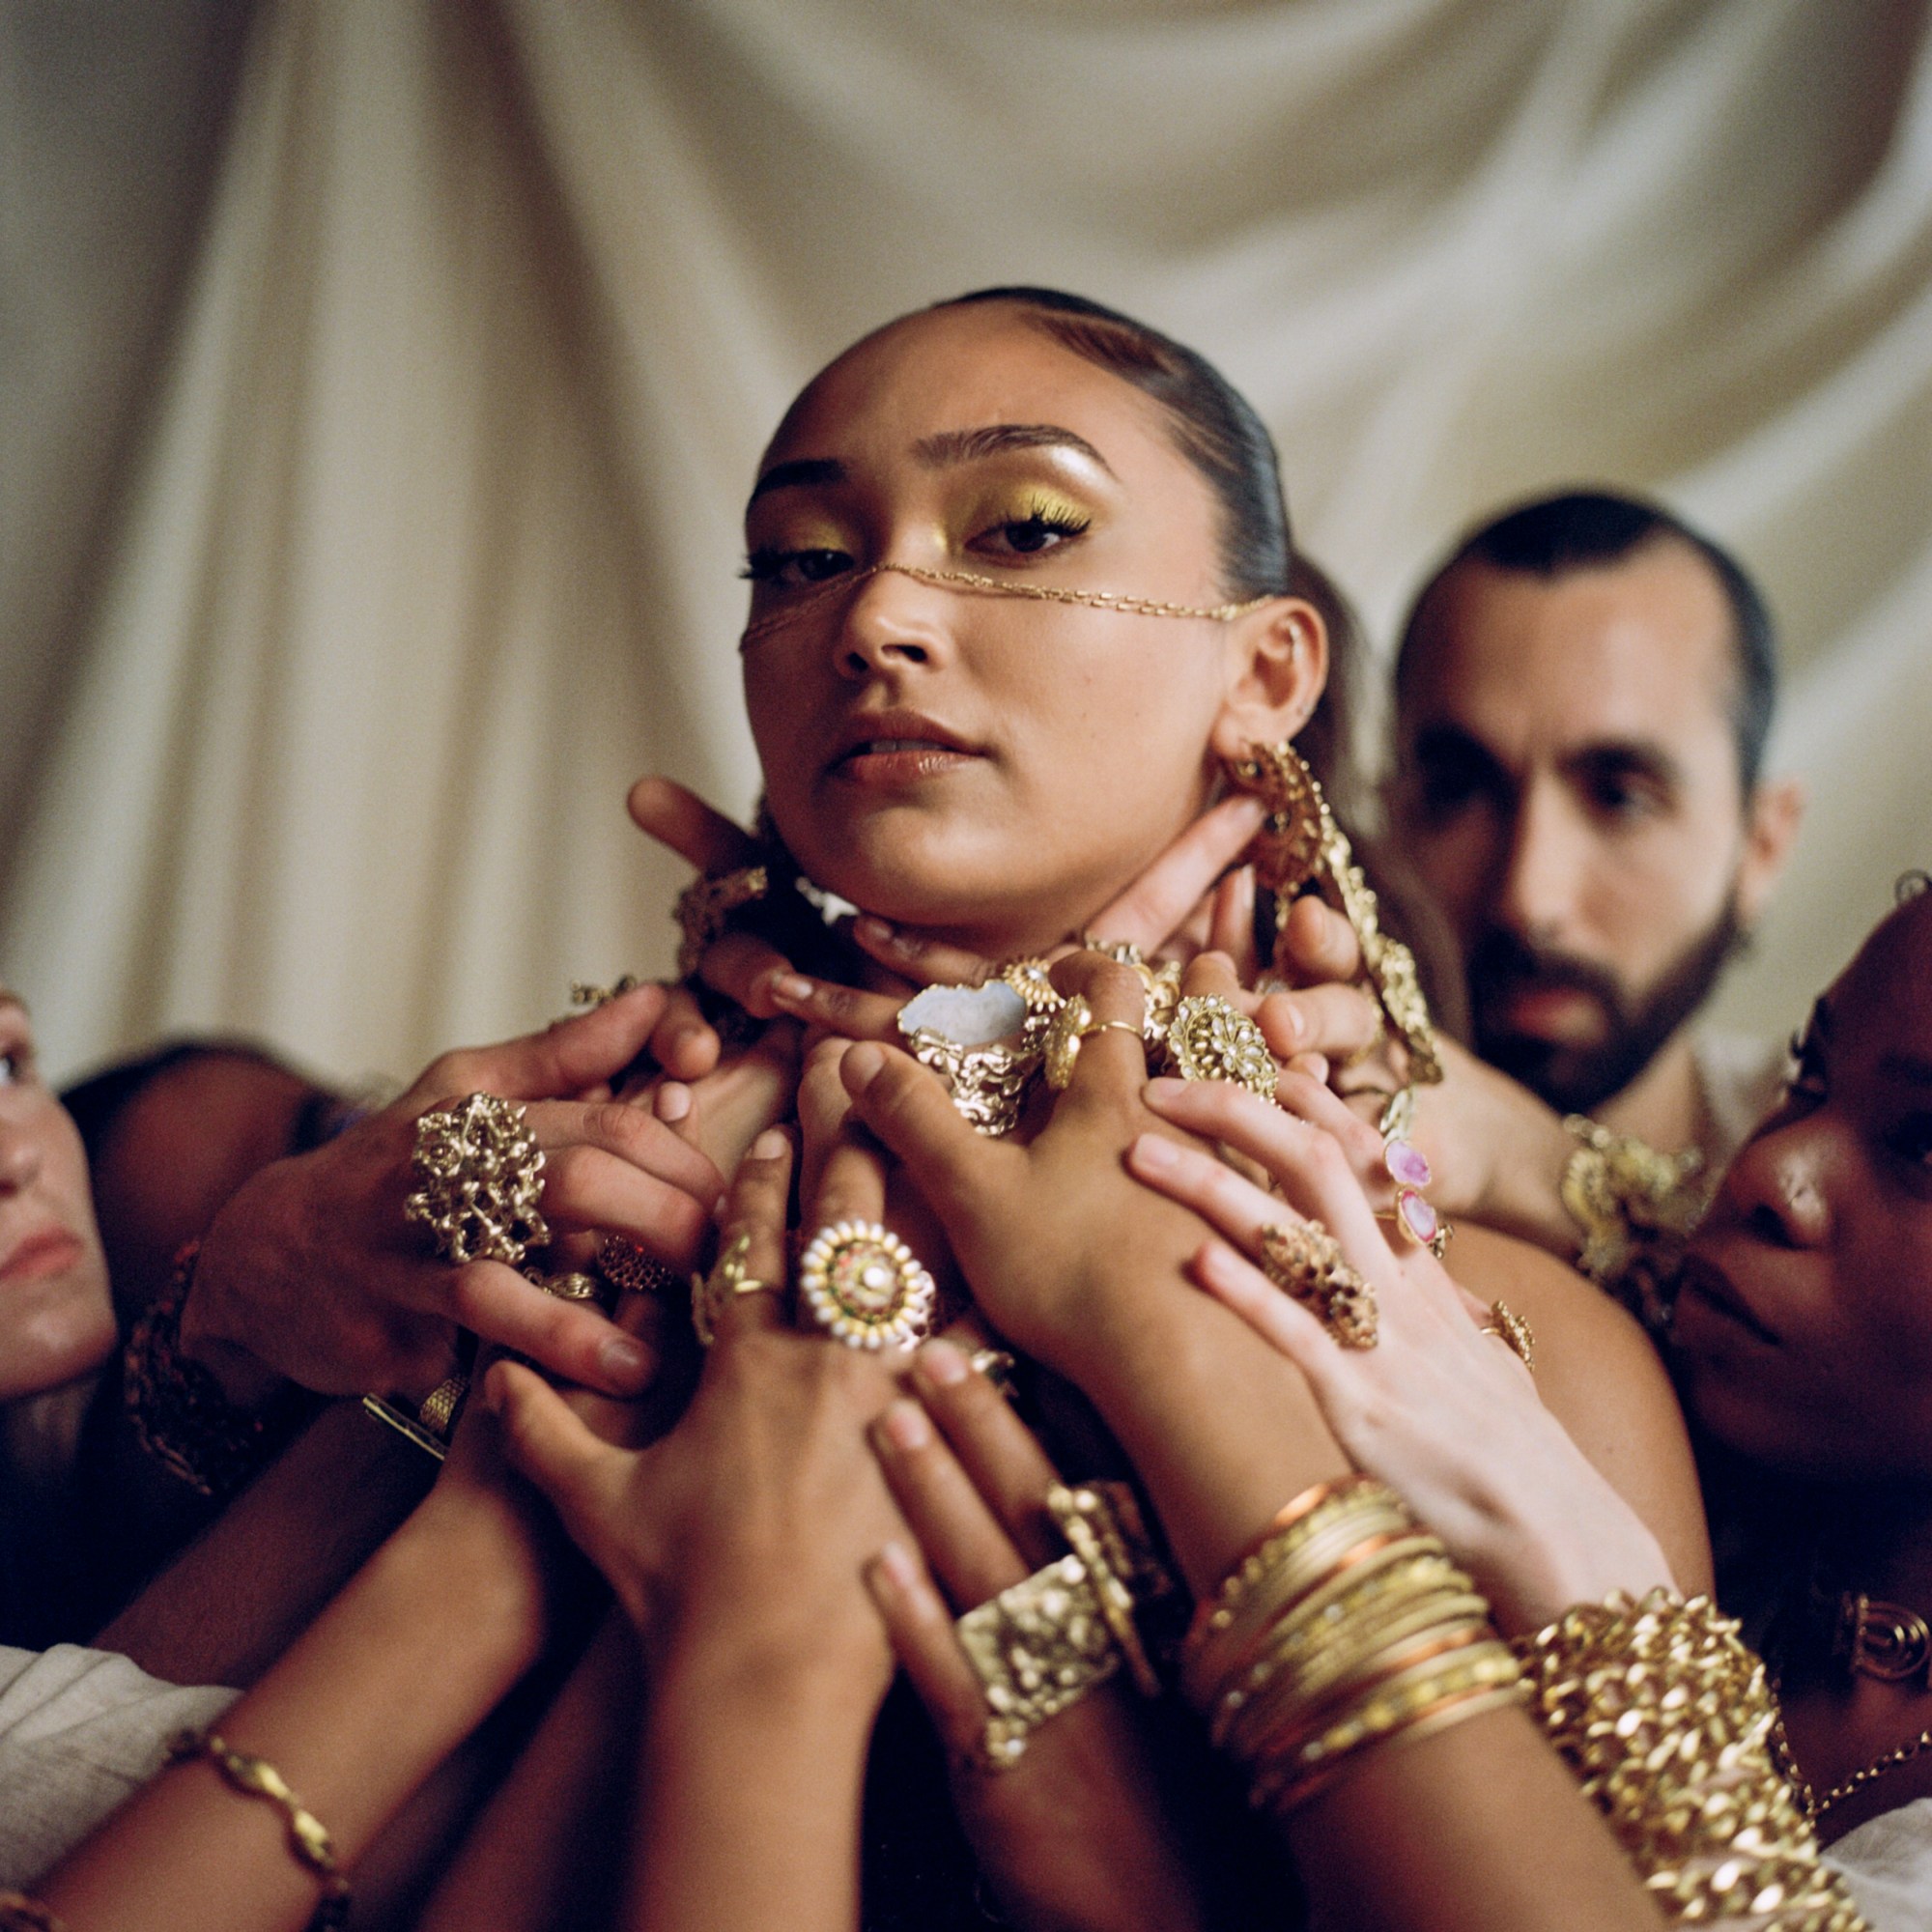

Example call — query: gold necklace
[1773,1705,1932,1824]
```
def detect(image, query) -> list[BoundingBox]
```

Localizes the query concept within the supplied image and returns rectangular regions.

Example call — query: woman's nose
[0,1116,43,1197]
[1720,1121,1833,1250]
[834,568,952,682]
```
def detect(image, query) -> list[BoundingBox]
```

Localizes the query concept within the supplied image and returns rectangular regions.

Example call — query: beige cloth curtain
[5,0,1929,1083]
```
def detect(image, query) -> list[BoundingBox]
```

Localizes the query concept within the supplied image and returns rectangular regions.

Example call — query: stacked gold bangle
[1180,1476,1522,1815]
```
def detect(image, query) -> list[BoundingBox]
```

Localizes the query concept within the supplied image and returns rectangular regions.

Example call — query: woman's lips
[0,1226,85,1286]
[1675,1253,1780,1347]
[832,740,980,787]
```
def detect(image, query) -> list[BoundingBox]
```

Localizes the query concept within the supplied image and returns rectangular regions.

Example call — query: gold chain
[1774,1703,1932,1823]
[740,561,1272,646]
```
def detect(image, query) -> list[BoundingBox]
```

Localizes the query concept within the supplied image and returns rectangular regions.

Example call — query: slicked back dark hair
[938,287,1293,601]
[1396,489,1779,794]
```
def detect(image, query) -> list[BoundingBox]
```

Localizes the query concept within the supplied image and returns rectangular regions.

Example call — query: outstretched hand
[1124,1079,1674,1633]
[864,1339,1210,1932]
[184,985,724,1406]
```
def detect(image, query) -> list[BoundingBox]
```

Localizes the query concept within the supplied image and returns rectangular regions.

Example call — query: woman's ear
[1209,597,1328,763]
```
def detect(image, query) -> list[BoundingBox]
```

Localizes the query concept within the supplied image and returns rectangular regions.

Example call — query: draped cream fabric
[4,0,1929,1082]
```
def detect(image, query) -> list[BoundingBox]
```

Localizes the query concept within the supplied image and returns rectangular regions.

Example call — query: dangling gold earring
[1227,741,1443,1088]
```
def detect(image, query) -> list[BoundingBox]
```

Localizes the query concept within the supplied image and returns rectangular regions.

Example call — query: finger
[645,982,721,1082]
[1087,794,1266,953]
[764,969,909,1041]
[710,1126,794,1340]
[1256,982,1381,1065]
[1191,1236,1351,1390]
[527,1097,727,1211]
[910,1339,1064,1568]
[696,929,797,1019]
[1047,956,1151,1110]
[484,1356,635,1567]
[626,775,758,874]
[849,916,990,990]
[797,1035,866,1218]
[870,1396,1031,1606]
[1178,949,1249,1008]
[864,1542,1003,1766]
[1122,1128,1284,1253]
[423,982,674,1107]
[450,1261,658,1395]
[839,1042,1011,1237]
[1206,867,1258,976]
[1274,893,1361,986]
[536,1144,716,1268]
[1270,1069,1391,1182]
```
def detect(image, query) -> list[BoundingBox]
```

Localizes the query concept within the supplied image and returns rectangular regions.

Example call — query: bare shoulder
[1447,1224,1712,1593]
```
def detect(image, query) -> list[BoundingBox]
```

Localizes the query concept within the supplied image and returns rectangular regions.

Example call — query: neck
[1595,1029,1709,1155]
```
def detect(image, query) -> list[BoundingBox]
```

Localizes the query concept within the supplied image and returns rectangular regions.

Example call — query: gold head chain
[739,562,1274,649]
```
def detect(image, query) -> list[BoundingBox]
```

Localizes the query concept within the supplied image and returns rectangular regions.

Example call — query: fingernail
[855,916,895,947]
[842,1042,887,1094]
[600,1335,651,1385]
[1143,1076,1185,1102]
[1126,1132,1179,1173]
[752,1127,789,1160]
[918,1338,969,1386]
[879,1398,931,1451]
[875,1540,920,1591]
[769,973,815,1005]
[655,1083,692,1122]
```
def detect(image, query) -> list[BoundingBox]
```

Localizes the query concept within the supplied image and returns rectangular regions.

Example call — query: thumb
[838,1042,1002,1236]
[480,983,671,1102]
[628,776,758,874]
[485,1358,633,1573]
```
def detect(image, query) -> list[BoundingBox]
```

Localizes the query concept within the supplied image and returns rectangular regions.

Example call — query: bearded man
[1389,490,1804,1170]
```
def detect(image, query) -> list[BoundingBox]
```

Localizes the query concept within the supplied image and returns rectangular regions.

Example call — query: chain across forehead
[738,560,1273,651]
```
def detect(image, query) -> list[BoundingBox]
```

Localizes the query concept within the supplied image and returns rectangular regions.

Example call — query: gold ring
[1044,995,1146,1092]
[1164,995,1277,1101]
[692,1230,770,1348]
[404,1094,550,1267]
[1379,1187,1452,1261]
[798,1220,936,1350]
[417,1373,469,1439]
[1257,1220,1378,1348]
[1477,1301,1535,1370]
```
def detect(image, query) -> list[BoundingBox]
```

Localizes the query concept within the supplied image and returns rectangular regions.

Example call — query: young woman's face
[1672,892,1932,1481]
[740,302,1274,960]
[0,992,116,1400]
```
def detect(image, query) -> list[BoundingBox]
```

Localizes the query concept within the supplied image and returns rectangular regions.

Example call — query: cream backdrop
[4,0,1930,1087]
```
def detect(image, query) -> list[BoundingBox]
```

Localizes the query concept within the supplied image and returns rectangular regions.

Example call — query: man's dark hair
[1395,490,1778,793]
[939,287,1293,602]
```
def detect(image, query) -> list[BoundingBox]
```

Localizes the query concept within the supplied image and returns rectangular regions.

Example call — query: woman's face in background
[740,301,1269,961]
[0,991,116,1400]
[1672,890,1932,1482]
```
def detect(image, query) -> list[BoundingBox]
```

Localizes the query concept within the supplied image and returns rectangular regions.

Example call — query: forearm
[42,1483,550,1932]
[415,1611,643,1932]
[626,1652,876,1932]
[98,1400,433,1687]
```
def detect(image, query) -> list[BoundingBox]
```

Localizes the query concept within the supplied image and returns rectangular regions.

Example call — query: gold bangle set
[1515,1591,1866,1928]
[163,1728,351,1929]
[1180,1476,1521,1815]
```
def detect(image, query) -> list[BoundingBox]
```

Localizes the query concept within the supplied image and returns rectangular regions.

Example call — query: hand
[183,985,724,1405]
[630,773,1265,1041]
[487,1113,907,1692]
[1122,1085,1674,1633]
[835,952,1238,1373]
[865,1339,1209,1932]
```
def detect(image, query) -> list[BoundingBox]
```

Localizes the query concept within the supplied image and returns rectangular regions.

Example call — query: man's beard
[1466,902,1745,1116]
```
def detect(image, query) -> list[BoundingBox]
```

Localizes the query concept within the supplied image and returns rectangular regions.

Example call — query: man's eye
[0,1050,28,1088]
[1779,1030,1827,1108]
[1587,775,1662,821]
[741,547,854,588]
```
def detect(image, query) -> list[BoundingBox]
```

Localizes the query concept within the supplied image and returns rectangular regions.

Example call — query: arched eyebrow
[749,457,846,505]
[912,423,1116,475]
